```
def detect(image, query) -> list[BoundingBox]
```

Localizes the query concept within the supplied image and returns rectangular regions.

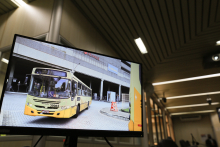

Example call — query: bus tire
[86,101,89,110]
[74,105,80,118]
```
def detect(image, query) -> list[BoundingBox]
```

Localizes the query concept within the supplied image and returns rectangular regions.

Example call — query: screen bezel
[0,34,143,137]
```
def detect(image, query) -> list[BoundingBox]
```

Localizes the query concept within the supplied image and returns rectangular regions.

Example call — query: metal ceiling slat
[82,0,137,63]
[165,0,181,50]
[114,0,151,69]
[93,0,150,69]
[112,0,138,38]
[1,0,15,10]
[0,8,5,15]
[103,1,153,71]
[202,0,211,30]
[150,0,172,55]
[180,0,190,42]
[188,0,196,39]
[74,0,128,59]
[135,0,164,63]
[157,0,176,53]
[173,0,185,46]
[5,0,18,8]
[208,0,218,26]
[215,0,220,22]
[127,0,157,67]
[174,31,220,49]
[196,0,203,35]
[0,1,9,12]
[143,0,169,58]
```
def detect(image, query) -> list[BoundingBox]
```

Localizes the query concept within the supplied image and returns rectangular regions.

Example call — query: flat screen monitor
[0,34,143,137]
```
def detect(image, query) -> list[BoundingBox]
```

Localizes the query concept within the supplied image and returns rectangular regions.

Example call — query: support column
[32,0,63,146]
[47,0,64,43]
[142,88,149,147]
[210,112,220,146]
[145,83,154,146]
[147,94,153,146]
[6,59,15,91]
[163,110,168,138]
[100,79,103,100]
[118,84,121,101]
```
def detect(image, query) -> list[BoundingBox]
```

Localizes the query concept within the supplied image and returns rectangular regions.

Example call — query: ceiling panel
[72,0,220,115]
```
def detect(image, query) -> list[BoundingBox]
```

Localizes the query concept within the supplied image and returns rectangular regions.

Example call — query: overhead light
[216,40,220,46]
[153,73,220,86]
[164,91,220,100]
[11,0,27,7]
[171,110,215,116]
[134,37,148,54]
[1,58,9,64]
[212,54,220,61]
[167,102,219,109]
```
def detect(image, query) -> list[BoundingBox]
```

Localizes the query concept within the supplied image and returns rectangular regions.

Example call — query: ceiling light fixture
[11,0,27,7]
[1,58,9,64]
[167,102,219,109]
[153,73,220,86]
[163,91,220,100]
[171,110,215,116]
[134,37,148,54]
[216,40,220,46]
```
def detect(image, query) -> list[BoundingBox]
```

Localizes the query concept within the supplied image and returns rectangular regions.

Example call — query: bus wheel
[86,101,89,110]
[74,105,80,118]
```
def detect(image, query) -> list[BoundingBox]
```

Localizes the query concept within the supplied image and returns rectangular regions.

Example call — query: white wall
[173,115,215,147]
[0,0,54,49]
[60,0,119,58]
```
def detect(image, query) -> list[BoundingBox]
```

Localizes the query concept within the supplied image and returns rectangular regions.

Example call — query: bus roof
[33,67,92,90]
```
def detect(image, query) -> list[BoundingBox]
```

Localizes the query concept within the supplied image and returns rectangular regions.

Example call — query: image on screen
[0,35,142,132]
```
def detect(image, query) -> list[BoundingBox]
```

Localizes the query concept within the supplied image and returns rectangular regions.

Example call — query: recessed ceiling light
[216,40,220,46]
[167,102,219,109]
[1,58,9,64]
[164,91,220,100]
[134,37,148,54]
[153,73,220,86]
[11,0,27,7]
[171,110,215,116]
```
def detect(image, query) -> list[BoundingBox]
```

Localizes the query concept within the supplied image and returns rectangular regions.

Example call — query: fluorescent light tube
[171,110,215,116]
[134,38,148,54]
[164,91,220,100]
[167,102,220,109]
[11,0,26,7]
[153,73,220,86]
[1,58,9,64]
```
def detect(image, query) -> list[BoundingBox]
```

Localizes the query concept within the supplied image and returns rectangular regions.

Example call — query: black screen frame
[0,34,143,137]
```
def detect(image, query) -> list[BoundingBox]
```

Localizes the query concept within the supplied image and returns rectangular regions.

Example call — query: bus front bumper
[24,105,77,118]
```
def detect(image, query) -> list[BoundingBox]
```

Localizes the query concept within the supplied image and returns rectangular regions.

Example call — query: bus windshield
[28,75,71,99]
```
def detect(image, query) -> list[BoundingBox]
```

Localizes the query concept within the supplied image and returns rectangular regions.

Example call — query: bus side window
[85,87,87,96]
[78,82,81,96]
[82,85,85,96]
[72,80,77,97]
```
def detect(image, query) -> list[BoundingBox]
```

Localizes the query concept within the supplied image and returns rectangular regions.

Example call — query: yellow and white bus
[24,67,92,118]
